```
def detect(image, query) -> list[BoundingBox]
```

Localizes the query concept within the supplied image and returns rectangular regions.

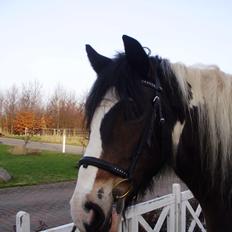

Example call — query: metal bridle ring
[112,179,133,200]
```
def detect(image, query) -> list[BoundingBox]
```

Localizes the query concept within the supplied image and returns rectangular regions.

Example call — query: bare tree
[19,80,43,113]
[4,85,19,133]
[46,85,85,130]
[46,85,66,129]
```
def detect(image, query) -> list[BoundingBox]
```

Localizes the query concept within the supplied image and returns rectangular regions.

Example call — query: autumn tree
[13,111,43,135]
[13,81,46,135]
[1,82,85,134]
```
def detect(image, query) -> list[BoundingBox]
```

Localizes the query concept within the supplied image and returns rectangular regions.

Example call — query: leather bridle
[78,79,165,200]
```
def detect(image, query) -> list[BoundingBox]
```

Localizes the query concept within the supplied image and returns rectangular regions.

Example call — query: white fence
[16,184,206,232]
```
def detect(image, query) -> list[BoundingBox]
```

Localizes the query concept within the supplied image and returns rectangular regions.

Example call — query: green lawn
[0,144,81,188]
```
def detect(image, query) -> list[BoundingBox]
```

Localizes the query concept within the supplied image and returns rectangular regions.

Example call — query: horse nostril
[84,201,105,231]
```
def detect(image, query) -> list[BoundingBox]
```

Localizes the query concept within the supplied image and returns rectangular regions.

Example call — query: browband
[78,156,128,179]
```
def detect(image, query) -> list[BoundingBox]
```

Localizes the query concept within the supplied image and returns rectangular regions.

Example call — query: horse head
[70,35,186,232]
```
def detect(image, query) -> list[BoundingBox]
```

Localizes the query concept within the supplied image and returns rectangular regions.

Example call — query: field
[0,144,81,188]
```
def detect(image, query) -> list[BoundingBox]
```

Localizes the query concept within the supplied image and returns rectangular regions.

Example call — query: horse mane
[85,53,144,129]
[172,63,232,182]
[85,53,187,130]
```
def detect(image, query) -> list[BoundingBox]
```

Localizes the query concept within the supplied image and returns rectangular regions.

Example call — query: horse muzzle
[70,190,113,232]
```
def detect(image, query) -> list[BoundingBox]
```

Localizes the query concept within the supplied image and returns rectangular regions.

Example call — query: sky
[0,0,232,98]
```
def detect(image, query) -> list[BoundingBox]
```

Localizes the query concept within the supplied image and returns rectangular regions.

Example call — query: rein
[78,79,165,200]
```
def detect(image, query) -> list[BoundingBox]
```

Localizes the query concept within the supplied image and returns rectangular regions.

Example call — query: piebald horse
[70,35,232,232]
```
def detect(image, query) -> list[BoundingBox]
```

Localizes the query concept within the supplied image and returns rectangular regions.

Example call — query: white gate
[16,184,206,232]
[120,184,206,232]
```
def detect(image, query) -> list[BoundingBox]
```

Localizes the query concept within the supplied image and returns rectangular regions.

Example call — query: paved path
[0,137,187,231]
[0,137,84,154]
[0,181,76,232]
[0,171,186,232]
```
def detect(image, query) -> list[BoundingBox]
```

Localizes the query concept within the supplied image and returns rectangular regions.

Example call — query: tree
[18,80,43,113]
[13,111,42,135]
[0,93,4,133]
[1,82,86,134]
[45,85,64,129]
[4,85,18,133]
[45,85,85,130]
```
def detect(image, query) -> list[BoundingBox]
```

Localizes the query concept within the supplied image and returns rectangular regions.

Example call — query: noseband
[78,79,165,199]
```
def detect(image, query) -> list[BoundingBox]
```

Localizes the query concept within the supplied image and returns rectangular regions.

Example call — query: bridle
[79,78,165,200]
[78,78,165,200]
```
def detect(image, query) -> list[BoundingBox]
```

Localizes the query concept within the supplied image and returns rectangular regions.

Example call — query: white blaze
[70,89,118,230]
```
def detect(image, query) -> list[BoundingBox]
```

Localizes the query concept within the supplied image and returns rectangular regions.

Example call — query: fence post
[24,127,28,136]
[16,211,30,232]
[168,196,175,232]
[128,217,138,232]
[173,183,181,232]
[62,129,66,153]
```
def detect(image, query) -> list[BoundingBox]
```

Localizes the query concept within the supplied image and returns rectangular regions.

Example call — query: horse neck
[173,102,232,232]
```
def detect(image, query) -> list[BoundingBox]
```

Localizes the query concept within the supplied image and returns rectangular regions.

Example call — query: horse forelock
[85,53,152,130]
[172,62,232,184]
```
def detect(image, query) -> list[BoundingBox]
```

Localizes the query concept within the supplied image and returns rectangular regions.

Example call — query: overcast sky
[0,0,231,98]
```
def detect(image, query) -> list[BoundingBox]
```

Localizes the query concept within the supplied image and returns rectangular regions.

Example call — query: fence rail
[16,184,206,232]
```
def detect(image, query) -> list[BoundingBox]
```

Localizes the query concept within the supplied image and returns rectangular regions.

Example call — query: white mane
[171,62,232,179]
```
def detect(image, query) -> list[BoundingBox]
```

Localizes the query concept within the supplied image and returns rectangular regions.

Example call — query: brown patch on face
[94,98,163,200]
[94,101,154,199]
[96,103,145,181]
[96,169,116,180]
[95,165,133,200]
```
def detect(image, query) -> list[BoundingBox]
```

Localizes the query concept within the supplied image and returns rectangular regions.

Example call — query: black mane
[85,53,187,129]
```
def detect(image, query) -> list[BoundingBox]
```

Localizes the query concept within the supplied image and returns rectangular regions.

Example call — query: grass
[0,144,81,188]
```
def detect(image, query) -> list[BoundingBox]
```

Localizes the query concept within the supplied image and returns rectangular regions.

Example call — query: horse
[70,35,232,232]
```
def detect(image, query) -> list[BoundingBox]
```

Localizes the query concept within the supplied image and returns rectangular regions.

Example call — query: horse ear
[122,35,149,78]
[86,45,112,74]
